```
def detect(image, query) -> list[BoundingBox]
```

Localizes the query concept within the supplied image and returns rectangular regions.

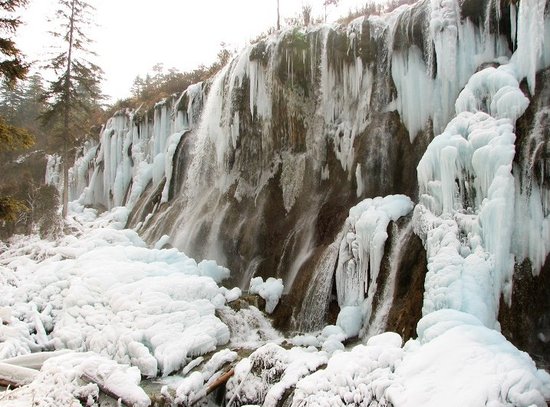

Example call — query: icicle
[335,196,414,320]
[511,0,547,93]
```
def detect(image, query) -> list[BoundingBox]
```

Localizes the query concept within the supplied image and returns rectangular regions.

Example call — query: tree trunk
[62,142,69,218]
[277,0,280,30]
[80,373,132,406]
[62,0,76,218]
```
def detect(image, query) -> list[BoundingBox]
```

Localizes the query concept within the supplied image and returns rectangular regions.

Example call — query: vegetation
[0,0,35,225]
[106,45,234,118]
[0,74,49,148]
[0,0,29,85]
[1,0,103,236]
[0,0,422,239]
[0,116,33,151]
[41,0,104,218]
[0,196,27,222]
[0,72,66,238]
[337,0,419,24]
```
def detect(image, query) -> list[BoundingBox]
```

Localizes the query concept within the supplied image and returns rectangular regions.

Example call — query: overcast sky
[17,0,383,102]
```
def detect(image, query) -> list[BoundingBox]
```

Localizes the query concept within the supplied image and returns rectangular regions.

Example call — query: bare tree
[302,4,312,26]
[277,0,280,30]
[323,0,339,22]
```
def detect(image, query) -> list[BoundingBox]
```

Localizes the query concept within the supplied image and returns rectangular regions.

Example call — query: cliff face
[499,66,550,367]
[71,0,550,363]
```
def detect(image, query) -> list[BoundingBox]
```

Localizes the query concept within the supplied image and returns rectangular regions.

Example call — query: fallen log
[80,372,132,407]
[0,362,38,389]
[0,378,18,389]
[188,368,235,406]
[2,350,72,370]
[206,369,234,396]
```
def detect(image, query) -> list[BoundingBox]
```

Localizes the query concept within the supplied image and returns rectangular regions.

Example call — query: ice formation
[0,205,237,379]
[226,343,328,407]
[414,0,549,329]
[249,276,284,314]
[73,83,204,211]
[0,352,150,407]
[289,324,550,407]
[174,349,237,405]
[12,0,550,405]
[291,332,403,406]
[335,195,414,331]
[414,111,519,326]
[66,0,527,311]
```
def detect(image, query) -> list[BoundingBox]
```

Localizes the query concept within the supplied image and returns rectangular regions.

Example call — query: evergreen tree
[0,0,33,152]
[0,80,23,121]
[0,74,48,148]
[0,0,34,224]
[41,0,103,218]
[130,75,145,99]
[19,74,49,148]
[0,0,29,86]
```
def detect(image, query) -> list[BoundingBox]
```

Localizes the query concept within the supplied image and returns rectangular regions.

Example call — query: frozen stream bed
[0,204,548,406]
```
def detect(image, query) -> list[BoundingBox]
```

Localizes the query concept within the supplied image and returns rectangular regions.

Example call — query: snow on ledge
[249,276,284,314]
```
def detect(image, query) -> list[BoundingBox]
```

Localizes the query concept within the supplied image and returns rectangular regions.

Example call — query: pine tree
[19,74,48,149]
[0,0,33,152]
[130,75,145,99]
[0,0,29,86]
[0,80,23,121]
[0,74,47,148]
[0,0,34,224]
[41,0,103,218]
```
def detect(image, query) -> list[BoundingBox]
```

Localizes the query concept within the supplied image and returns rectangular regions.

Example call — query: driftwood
[206,369,234,396]
[0,351,73,390]
[0,362,38,389]
[80,372,132,407]
[226,367,251,407]
[188,368,235,406]
[0,378,19,389]
[1,350,72,370]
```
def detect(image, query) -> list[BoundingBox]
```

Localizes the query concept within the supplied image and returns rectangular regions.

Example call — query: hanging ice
[335,195,413,332]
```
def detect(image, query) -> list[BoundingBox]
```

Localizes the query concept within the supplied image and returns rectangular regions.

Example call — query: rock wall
[71,0,550,355]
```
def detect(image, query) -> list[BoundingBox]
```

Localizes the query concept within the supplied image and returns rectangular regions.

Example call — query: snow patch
[249,277,284,314]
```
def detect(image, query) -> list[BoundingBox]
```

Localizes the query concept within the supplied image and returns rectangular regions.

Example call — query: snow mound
[392,310,550,407]
[0,207,234,377]
[226,343,328,407]
[0,351,150,407]
[249,276,284,314]
[292,333,403,406]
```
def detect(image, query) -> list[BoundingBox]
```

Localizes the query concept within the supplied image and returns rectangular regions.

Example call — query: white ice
[0,205,235,379]
[249,276,284,314]
[335,195,413,334]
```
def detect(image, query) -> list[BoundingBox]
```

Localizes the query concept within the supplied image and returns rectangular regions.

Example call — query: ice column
[335,195,413,326]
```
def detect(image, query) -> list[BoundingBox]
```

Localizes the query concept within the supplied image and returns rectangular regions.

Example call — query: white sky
[17,0,383,102]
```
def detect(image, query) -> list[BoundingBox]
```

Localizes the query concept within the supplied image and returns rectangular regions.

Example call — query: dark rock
[498,257,550,369]
[385,229,427,342]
